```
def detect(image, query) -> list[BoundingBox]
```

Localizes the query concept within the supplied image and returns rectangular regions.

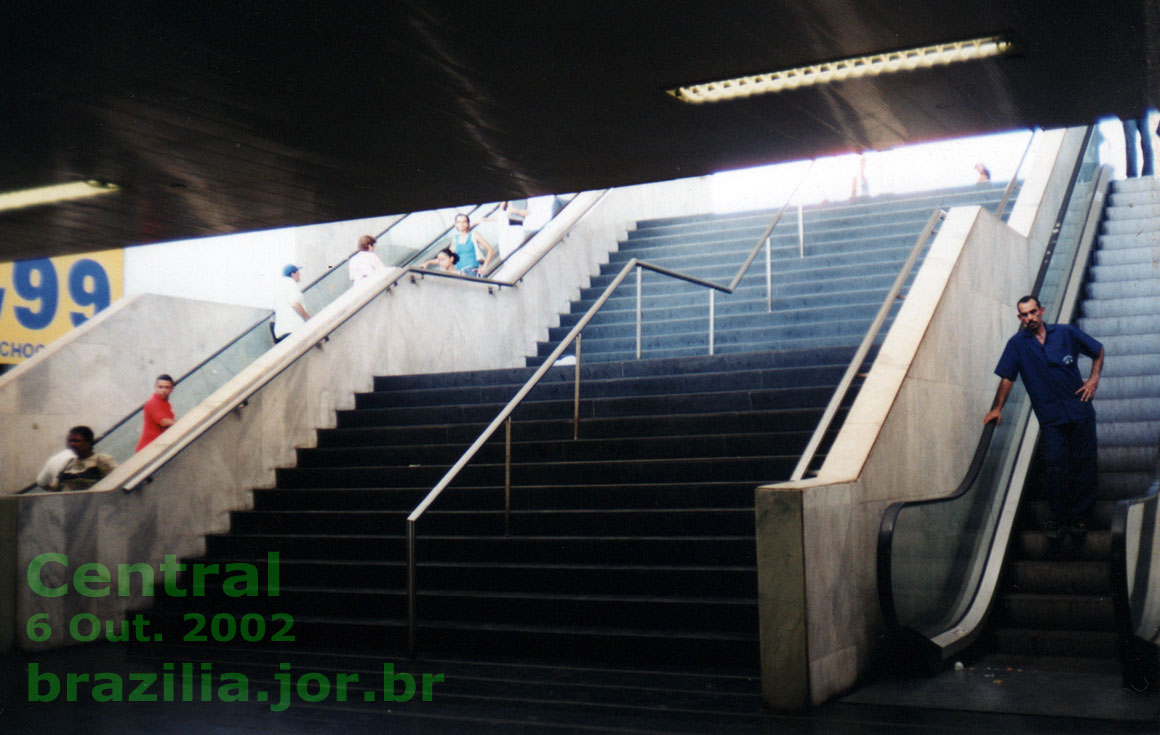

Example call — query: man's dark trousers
[1041,415,1098,525]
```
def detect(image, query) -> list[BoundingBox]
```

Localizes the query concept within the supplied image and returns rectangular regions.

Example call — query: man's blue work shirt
[994,323,1102,426]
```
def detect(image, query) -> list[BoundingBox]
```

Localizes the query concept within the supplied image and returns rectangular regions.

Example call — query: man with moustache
[984,296,1105,539]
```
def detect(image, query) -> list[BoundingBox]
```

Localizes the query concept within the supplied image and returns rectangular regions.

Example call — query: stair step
[229,508,757,536]
[206,534,758,565]
[994,593,1116,630]
[254,481,761,511]
[1005,560,1113,594]
[189,557,757,596]
[986,628,1119,658]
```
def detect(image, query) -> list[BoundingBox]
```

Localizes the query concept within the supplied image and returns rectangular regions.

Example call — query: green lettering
[66,672,89,702]
[383,663,415,702]
[27,663,60,702]
[28,553,68,597]
[74,562,111,597]
[421,672,445,701]
[191,564,219,597]
[267,552,280,596]
[222,563,257,597]
[128,673,157,702]
[218,673,248,701]
[161,555,187,597]
[117,563,155,596]
[91,673,123,702]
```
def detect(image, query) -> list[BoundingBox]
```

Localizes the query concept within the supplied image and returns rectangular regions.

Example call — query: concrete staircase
[136,183,1016,715]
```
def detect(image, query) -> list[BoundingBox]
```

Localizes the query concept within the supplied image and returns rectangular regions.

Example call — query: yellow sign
[0,249,124,365]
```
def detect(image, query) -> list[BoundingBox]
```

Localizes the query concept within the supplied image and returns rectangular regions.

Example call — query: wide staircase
[535,183,1013,365]
[980,176,1160,672]
[138,183,1014,718]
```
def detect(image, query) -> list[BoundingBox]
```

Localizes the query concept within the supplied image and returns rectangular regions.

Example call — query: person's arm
[984,378,1015,425]
[36,450,69,489]
[97,454,118,477]
[1076,347,1104,402]
[475,232,496,271]
[292,299,310,322]
[145,397,176,429]
[35,461,55,488]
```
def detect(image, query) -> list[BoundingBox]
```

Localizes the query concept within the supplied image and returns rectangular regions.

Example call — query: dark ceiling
[2,0,1157,262]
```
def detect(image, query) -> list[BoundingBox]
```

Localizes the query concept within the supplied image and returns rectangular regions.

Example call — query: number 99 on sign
[0,251,123,362]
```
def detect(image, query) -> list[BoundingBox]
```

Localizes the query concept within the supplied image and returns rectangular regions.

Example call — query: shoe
[1068,521,1088,537]
[1045,521,1065,540]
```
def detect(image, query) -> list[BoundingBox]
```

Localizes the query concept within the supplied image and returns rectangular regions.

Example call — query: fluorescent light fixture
[0,180,120,213]
[668,35,1013,104]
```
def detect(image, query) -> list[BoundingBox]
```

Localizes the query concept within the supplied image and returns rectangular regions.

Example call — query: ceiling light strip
[669,35,1013,104]
[0,181,120,213]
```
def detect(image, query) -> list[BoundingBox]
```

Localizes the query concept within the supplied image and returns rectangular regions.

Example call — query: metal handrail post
[635,265,643,360]
[708,290,716,356]
[797,203,805,257]
[765,236,772,312]
[789,208,946,482]
[407,520,416,657]
[402,166,817,647]
[504,417,512,536]
[573,333,582,440]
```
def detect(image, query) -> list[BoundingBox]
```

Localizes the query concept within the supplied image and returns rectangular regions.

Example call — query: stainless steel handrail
[110,193,613,495]
[995,128,1038,217]
[789,208,946,482]
[785,131,1036,474]
[15,214,425,495]
[405,168,816,655]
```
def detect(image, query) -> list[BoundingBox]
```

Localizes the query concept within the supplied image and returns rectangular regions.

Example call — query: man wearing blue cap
[273,264,310,342]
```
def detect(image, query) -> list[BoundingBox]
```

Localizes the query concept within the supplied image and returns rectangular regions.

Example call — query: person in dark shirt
[55,426,117,491]
[984,296,1105,539]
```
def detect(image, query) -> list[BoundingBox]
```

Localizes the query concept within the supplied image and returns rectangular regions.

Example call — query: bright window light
[0,180,120,213]
[669,36,1014,104]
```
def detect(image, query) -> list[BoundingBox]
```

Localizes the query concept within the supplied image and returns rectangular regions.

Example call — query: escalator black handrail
[1110,478,1160,671]
[877,422,996,633]
[394,203,502,271]
[13,208,450,495]
[874,125,1100,656]
[108,192,610,495]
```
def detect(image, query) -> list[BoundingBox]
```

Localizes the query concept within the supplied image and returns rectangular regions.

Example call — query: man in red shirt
[136,374,176,451]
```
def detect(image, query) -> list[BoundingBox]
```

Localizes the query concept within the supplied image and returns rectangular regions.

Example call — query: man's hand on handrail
[984,378,1014,425]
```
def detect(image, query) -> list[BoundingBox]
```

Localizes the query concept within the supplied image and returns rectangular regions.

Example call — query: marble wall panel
[0,294,269,493]
[755,487,809,710]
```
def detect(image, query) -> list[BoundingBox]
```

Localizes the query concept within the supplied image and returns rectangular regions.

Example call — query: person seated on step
[421,247,459,274]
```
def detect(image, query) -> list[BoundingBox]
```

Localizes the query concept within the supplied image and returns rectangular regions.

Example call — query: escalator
[14,198,568,490]
[878,131,1160,695]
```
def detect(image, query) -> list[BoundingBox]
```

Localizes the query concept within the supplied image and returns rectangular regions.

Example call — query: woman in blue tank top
[450,213,495,276]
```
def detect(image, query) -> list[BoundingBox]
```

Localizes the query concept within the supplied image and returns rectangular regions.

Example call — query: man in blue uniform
[983,296,1105,539]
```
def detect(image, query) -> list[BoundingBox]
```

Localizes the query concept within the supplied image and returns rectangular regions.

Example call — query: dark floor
[3,644,1160,735]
